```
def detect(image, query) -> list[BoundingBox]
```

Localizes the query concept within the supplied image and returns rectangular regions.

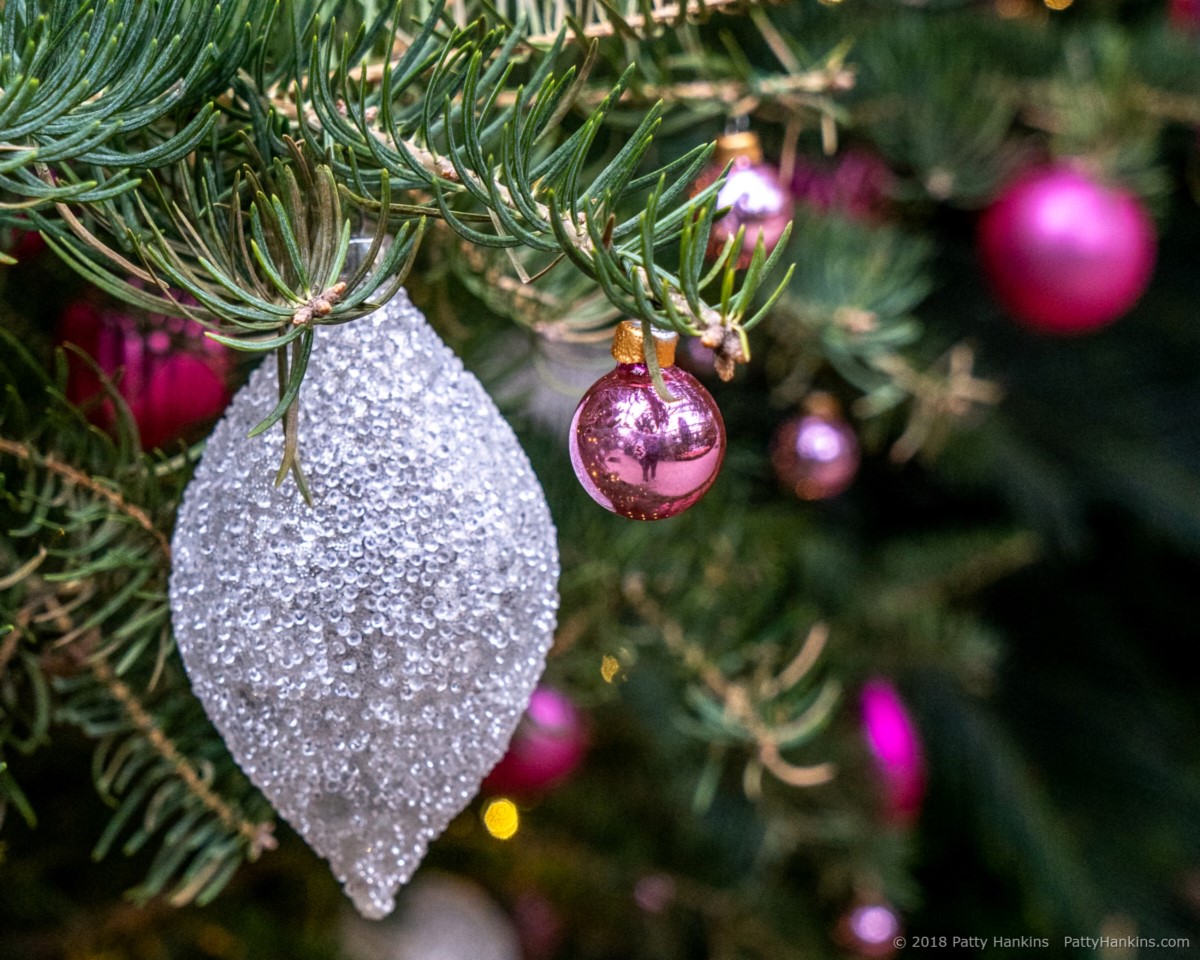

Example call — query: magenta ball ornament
[482,686,587,796]
[860,678,926,824]
[570,322,726,521]
[58,297,232,449]
[771,397,860,501]
[977,165,1156,335]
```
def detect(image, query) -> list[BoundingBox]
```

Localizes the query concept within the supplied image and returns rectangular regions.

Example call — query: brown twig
[0,436,171,559]
[0,625,22,682]
[622,574,836,789]
[90,657,277,858]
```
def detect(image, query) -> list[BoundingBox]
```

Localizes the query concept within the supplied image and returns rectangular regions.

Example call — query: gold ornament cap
[714,130,763,167]
[803,391,843,420]
[611,320,678,367]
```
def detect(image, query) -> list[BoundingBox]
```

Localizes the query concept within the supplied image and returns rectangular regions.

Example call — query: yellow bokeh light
[482,798,520,840]
[1044,0,1072,9]
[600,654,620,683]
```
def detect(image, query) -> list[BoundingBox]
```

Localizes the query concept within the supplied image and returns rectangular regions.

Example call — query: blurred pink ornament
[678,336,717,378]
[861,678,926,824]
[977,165,1156,334]
[511,892,566,960]
[771,394,859,501]
[791,148,894,222]
[1170,0,1200,29]
[58,296,232,449]
[633,873,677,914]
[837,900,902,958]
[483,686,587,796]
[3,224,47,263]
[570,322,725,521]
[692,131,793,268]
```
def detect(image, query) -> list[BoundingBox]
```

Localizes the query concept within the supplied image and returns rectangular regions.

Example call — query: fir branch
[1,333,275,906]
[399,0,779,44]
[622,573,837,793]
[0,0,272,204]
[306,5,793,349]
[0,437,171,558]
[88,657,276,860]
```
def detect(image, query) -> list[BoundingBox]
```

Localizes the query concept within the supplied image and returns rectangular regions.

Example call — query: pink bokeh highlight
[861,678,926,824]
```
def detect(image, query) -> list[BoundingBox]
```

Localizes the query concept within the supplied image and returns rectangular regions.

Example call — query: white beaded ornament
[169,292,559,919]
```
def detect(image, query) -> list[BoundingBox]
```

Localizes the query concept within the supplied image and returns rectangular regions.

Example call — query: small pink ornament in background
[58,297,232,450]
[482,686,588,797]
[1170,0,1200,30]
[977,165,1156,335]
[511,891,567,960]
[771,393,860,501]
[692,131,793,268]
[570,321,725,521]
[860,678,926,824]
[791,147,894,222]
[633,873,677,914]
[837,900,902,958]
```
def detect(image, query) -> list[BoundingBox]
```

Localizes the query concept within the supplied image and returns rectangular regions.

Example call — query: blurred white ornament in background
[339,873,520,960]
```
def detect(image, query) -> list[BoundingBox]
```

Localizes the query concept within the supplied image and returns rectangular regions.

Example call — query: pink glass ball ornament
[569,322,727,521]
[771,394,860,501]
[483,686,588,796]
[837,900,903,958]
[58,297,232,449]
[977,165,1156,335]
[860,678,927,824]
[692,131,793,269]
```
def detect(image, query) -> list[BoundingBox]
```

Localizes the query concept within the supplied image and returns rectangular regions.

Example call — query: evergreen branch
[409,0,780,46]
[0,436,171,558]
[88,656,276,860]
[1,339,277,906]
[308,5,793,358]
[0,0,273,203]
[35,142,424,487]
[528,0,756,45]
[622,573,837,793]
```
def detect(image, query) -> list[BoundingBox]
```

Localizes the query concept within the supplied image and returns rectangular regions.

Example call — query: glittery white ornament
[169,291,559,920]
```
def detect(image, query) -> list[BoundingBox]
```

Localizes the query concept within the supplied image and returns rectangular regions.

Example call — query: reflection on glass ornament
[483,685,588,796]
[861,678,926,824]
[771,394,860,500]
[169,292,559,919]
[838,900,902,958]
[692,131,793,268]
[977,165,1156,334]
[59,296,232,450]
[569,321,726,521]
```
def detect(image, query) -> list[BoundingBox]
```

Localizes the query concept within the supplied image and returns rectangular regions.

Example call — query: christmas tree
[3,0,1200,957]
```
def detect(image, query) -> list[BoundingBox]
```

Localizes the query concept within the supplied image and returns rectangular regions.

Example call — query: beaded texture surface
[169,292,559,920]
